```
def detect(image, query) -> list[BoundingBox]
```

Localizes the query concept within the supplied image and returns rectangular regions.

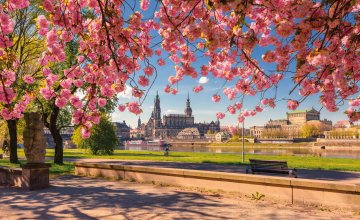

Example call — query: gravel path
[0,175,358,220]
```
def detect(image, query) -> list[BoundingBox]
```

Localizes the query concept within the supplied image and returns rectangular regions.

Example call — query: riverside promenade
[74,159,360,210]
[69,158,360,185]
[0,175,358,219]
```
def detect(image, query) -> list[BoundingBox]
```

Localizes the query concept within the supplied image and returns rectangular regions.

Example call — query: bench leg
[246,167,253,174]
[289,169,297,178]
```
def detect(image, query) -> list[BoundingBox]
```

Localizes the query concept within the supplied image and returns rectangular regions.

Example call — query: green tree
[72,115,118,155]
[228,134,239,142]
[300,124,319,138]
[1,2,45,163]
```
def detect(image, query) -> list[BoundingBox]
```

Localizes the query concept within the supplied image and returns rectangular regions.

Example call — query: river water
[170,146,360,159]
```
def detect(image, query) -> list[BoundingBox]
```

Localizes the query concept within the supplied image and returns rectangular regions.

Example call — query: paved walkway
[71,159,360,185]
[0,175,358,219]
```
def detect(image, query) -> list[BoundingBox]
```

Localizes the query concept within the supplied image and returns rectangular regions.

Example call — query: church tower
[153,91,162,128]
[184,92,192,117]
[137,117,141,129]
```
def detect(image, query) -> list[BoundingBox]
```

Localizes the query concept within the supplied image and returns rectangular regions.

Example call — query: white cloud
[165,109,177,114]
[198,76,209,84]
[117,84,132,99]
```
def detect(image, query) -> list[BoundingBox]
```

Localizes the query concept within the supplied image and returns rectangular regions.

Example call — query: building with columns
[144,92,220,139]
[250,108,332,138]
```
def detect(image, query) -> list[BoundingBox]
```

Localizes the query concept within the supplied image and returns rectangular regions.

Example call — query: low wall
[0,166,23,187]
[315,138,360,147]
[0,164,51,190]
[256,138,316,143]
[75,162,360,210]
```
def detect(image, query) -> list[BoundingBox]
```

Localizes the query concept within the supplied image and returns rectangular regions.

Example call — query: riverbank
[1,148,360,172]
[208,142,312,147]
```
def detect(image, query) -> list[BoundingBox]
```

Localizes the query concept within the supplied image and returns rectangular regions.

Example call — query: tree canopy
[72,115,118,155]
[0,0,359,138]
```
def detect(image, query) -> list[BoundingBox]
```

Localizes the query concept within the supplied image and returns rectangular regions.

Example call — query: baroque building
[113,121,131,140]
[144,92,220,139]
[250,108,332,138]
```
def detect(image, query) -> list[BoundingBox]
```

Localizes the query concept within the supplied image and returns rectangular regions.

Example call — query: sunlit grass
[1,148,360,175]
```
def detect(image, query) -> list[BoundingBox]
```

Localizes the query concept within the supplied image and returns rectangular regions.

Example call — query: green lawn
[1,148,360,174]
[55,149,360,171]
[0,159,74,176]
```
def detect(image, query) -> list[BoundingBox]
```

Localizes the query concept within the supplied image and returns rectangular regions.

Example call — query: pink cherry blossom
[81,127,91,139]
[138,76,149,87]
[216,112,225,119]
[118,105,126,112]
[144,66,154,76]
[98,98,107,107]
[212,94,221,102]
[287,100,299,110]
[193,85,203,93]
[23,75,35,84]
[140,0,150,11]
[157,58,165,66]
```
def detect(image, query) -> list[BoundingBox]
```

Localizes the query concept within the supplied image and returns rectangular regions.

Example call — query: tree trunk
[6,120,18,164]
[49,106,63,164]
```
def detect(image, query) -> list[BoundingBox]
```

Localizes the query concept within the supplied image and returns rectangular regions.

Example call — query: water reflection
[170,146,360,159]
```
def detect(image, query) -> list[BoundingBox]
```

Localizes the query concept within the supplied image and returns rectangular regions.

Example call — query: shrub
[72,115,118,155]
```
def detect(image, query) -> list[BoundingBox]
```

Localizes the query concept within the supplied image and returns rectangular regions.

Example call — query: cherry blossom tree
[0,0,43,163]
[1,0,359,153]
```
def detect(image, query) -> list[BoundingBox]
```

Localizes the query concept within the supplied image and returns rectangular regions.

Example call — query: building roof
[177,127,200,136]
[215,132,230,137]
[113,121,130,129]
[288,108,319,114]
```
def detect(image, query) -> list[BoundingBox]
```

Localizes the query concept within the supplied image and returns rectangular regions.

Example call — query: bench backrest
[249,159,288,170]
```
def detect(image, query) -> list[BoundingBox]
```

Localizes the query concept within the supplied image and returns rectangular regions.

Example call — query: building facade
[113,121,131,140]
[250,108,332,138]
[144,92,220,139]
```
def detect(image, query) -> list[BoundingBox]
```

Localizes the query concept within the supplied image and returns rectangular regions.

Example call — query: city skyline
[111,88,351,129]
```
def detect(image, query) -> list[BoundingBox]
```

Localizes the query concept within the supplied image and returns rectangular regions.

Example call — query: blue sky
[111,57,350,129]
[111,2,352,129]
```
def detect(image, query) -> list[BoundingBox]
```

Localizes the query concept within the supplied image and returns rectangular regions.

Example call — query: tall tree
[72,115,118,155]
[0,1,44,163]
[0,0,359,143]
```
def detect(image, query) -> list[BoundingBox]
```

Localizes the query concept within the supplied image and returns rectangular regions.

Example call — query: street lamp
[242,120,245,163]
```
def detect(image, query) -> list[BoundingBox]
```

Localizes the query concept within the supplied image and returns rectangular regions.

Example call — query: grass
[0,159,74,176]
[1,148,360,175]
[50,149,360,171]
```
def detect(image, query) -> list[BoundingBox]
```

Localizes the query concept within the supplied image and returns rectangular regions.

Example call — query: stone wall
[0,164,50,190]
[75,162,360,210]
[0,166,23,187]
[315,138,360,147]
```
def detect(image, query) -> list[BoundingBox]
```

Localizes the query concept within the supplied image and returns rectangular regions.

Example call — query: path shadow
[0,175,235,219]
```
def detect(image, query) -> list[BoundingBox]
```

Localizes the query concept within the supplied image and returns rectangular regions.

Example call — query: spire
[137,117,141,129]
[153,91,162,128]
[184,93,192,117]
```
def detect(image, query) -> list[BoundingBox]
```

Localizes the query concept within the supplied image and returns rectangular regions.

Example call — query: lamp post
[242,120,245,163]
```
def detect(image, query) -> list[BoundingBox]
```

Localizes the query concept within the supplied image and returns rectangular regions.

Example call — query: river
[169,145,360,159]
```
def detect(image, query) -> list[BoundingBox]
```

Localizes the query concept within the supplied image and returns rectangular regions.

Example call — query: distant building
[113,121,131,140]
[177,127,201,140]
[250,108,332,138]
[215,132,230,142]
[130,128,144,139]
[144,92,220,139]
[334,120,353,128]
[44,128,74,148]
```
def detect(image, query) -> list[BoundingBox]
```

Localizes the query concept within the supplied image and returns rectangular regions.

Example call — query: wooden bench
[246,159,297,178]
